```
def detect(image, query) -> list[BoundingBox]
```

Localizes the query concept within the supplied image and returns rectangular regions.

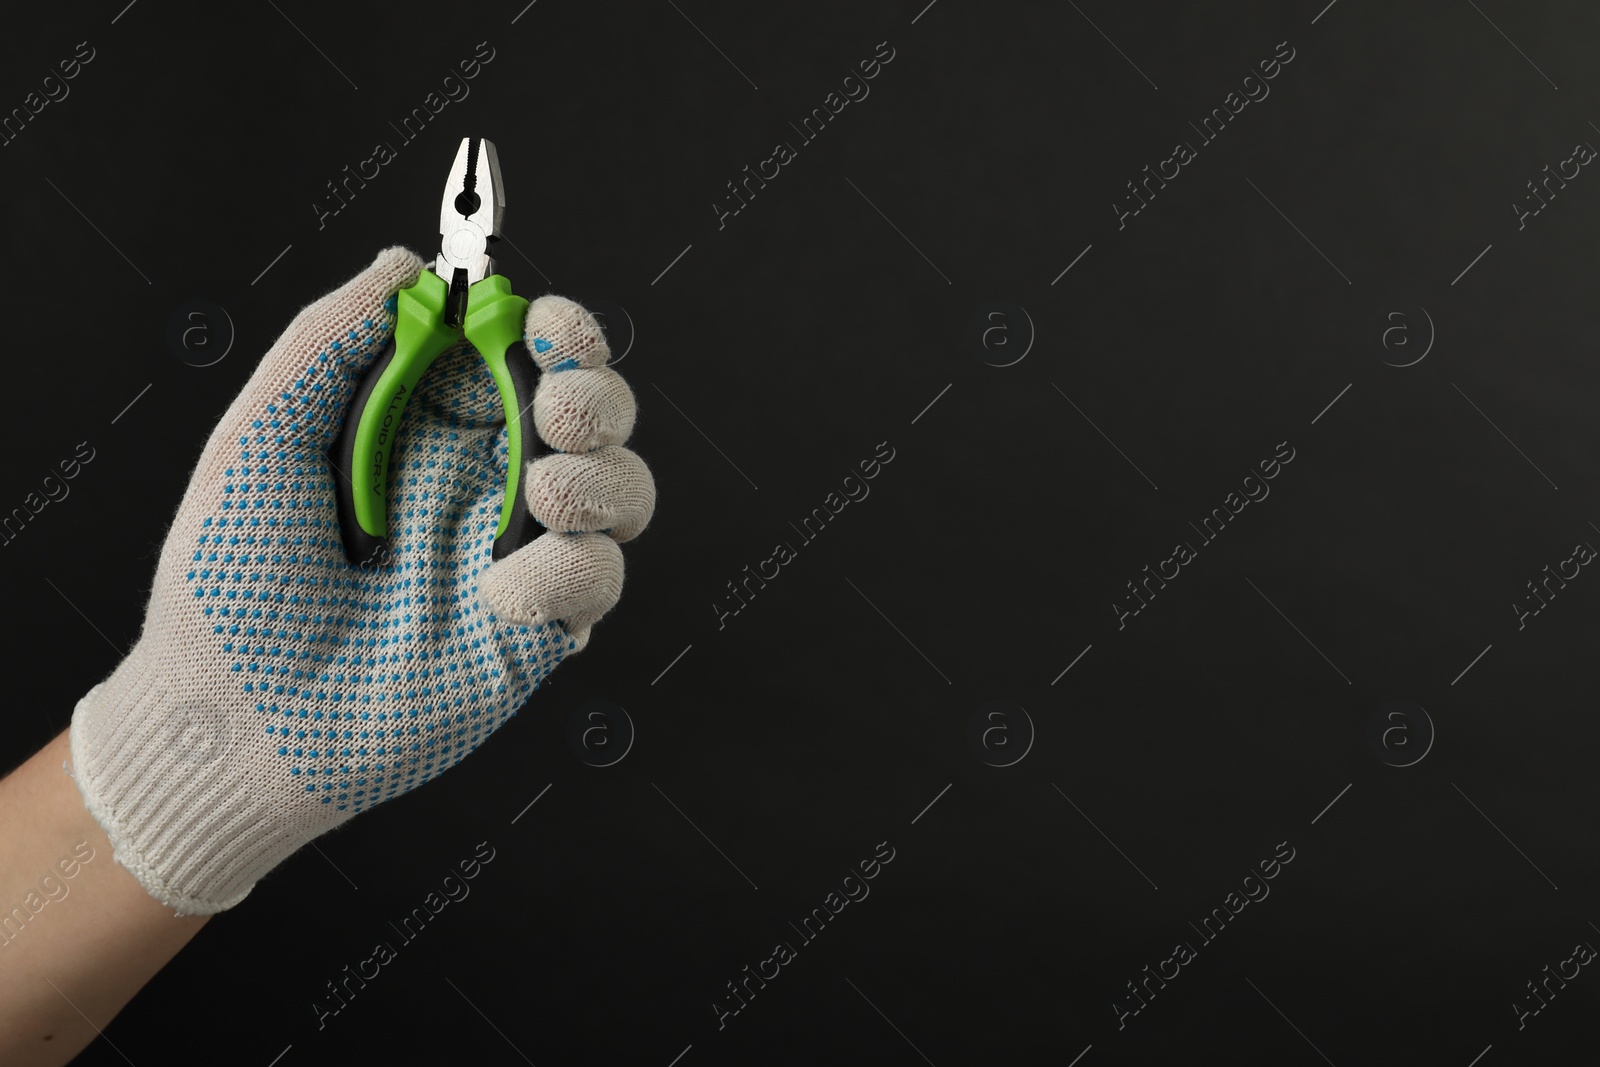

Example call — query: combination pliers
[331,136,537,567]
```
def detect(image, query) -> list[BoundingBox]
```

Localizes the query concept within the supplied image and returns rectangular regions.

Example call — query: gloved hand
[68,247,653,914]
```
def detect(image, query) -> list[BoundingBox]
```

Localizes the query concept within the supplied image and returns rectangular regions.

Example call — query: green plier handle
[330,270,536,567]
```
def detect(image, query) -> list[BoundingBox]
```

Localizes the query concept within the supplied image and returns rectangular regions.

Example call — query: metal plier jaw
[437,137,506,328]
[330,136,539,568]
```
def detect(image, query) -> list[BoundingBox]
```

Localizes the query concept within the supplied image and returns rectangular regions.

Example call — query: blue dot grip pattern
[183,301,572,815]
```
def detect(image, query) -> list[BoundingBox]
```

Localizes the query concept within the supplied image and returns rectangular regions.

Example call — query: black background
[4,1,1600,1063]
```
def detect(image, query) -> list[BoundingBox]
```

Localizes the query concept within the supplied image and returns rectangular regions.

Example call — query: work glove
[68,247,653,913]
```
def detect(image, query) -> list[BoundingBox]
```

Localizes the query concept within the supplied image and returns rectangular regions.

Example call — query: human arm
[0,730,209,1066]
[0,247,653,1064]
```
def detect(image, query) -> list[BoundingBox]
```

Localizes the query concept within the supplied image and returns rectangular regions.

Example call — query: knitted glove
[69,247,653,914]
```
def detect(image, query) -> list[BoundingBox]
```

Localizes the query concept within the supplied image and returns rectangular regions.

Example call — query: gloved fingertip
[533,367,638,452]
[523,447,655,542]
[525,295,611,372]
[481,531,624,638]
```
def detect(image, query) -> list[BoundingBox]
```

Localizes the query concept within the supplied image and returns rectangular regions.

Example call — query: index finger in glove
[523,296,655,541]
[480,296,653,648]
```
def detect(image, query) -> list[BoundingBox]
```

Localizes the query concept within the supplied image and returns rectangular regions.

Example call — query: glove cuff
[69,654,313,914]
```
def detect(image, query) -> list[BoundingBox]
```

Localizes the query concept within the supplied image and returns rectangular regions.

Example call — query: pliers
[331,136,537,567]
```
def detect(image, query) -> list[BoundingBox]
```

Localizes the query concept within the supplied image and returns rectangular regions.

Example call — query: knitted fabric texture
[525,294,612,371]
[533,367,636,453]
[482,533,625,640]
[525,446,655,542]
[69,248,652,914]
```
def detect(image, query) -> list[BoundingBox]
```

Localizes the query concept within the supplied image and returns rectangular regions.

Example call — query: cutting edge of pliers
[330,136,539,568]
[437,136,505,327]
